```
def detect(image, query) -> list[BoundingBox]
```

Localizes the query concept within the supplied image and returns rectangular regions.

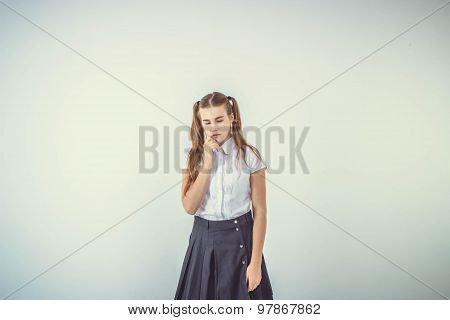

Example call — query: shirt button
[242,260,246,264]
[234,220,237,223]
[235,227,239,231]
[240,244,244,248]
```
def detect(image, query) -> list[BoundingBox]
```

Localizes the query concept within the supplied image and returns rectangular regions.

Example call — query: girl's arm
[182,133,219,214]
[181,167,212,214]
[249,168,268,265]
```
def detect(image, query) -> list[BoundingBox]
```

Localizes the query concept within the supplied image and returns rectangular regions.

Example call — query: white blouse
[193,136,267,221]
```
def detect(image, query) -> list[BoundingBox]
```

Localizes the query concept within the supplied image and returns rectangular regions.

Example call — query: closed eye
[203,116,225,124]
[203,120,224,124]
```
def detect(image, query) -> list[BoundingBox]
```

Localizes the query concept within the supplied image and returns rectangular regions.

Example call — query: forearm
[250,208,267,266]
[183,167,212,214]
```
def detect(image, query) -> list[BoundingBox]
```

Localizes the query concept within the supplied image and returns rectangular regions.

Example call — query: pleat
[214,227,251,299]
[175,226,215,299]
[174,232,196,299]
[175,211,274,300]
[181,239,200,299]
[199,241,215,299]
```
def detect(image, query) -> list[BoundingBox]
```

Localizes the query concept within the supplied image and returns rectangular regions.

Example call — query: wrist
[250,255,262,266]
[201,157,213,170]
[200,162,212,173]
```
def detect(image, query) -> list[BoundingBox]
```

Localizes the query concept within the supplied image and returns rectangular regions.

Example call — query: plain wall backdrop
[0,0,449,299]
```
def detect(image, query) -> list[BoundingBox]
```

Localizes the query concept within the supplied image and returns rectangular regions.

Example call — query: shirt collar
[220,136,234,155]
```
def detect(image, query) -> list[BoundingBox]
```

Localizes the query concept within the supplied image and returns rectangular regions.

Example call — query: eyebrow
[202,116,224,122]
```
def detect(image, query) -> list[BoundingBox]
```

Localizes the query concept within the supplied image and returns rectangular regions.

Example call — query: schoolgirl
[175,92,274,299]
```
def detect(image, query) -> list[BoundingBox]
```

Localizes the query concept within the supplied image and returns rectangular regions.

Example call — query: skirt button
[240,244,244,248]
[235,227,239,231]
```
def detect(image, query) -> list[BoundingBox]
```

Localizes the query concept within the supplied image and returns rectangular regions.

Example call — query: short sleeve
[245,146,267,174]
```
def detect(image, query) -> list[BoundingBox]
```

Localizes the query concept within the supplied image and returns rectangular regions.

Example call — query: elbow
[184,206,197,215]
[182,198,197,215]
[185,208,196,215]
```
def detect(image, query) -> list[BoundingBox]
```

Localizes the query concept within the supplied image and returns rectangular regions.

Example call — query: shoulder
[243,144,266,174]
[244,144,262,158]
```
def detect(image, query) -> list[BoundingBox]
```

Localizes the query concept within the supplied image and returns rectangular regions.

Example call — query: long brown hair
[183,91,264,197]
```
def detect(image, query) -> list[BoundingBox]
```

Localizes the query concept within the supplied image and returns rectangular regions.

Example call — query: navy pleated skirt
[174,209,274,300]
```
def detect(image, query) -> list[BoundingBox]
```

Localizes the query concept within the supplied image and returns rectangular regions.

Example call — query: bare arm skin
[181,166,212,214]
[249,168,268,266]
[245,167,268,291]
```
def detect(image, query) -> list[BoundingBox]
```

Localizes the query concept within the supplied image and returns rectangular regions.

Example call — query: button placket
[223,151,235,216]
[234,220,248,266]
[215,152,223,214]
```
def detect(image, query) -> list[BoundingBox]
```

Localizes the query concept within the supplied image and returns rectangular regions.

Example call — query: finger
[206,136,216,145]
[209,139,219,146]
[206,144,217,153]
[205,140,215,150]
[204,130,211,141]
[205,137,216,149]
[207,140,219,151]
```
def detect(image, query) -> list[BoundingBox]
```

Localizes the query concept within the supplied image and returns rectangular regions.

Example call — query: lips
[212,134,220,138]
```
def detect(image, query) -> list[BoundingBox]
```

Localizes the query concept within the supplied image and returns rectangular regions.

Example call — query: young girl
[174,91,274,300]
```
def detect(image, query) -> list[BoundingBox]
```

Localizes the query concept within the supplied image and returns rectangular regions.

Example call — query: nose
[208,125,219,133]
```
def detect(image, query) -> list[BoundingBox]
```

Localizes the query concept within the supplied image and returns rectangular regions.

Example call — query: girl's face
[199,105,234,144]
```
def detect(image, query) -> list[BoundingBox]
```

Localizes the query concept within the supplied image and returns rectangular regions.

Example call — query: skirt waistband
[194,210,253,230]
